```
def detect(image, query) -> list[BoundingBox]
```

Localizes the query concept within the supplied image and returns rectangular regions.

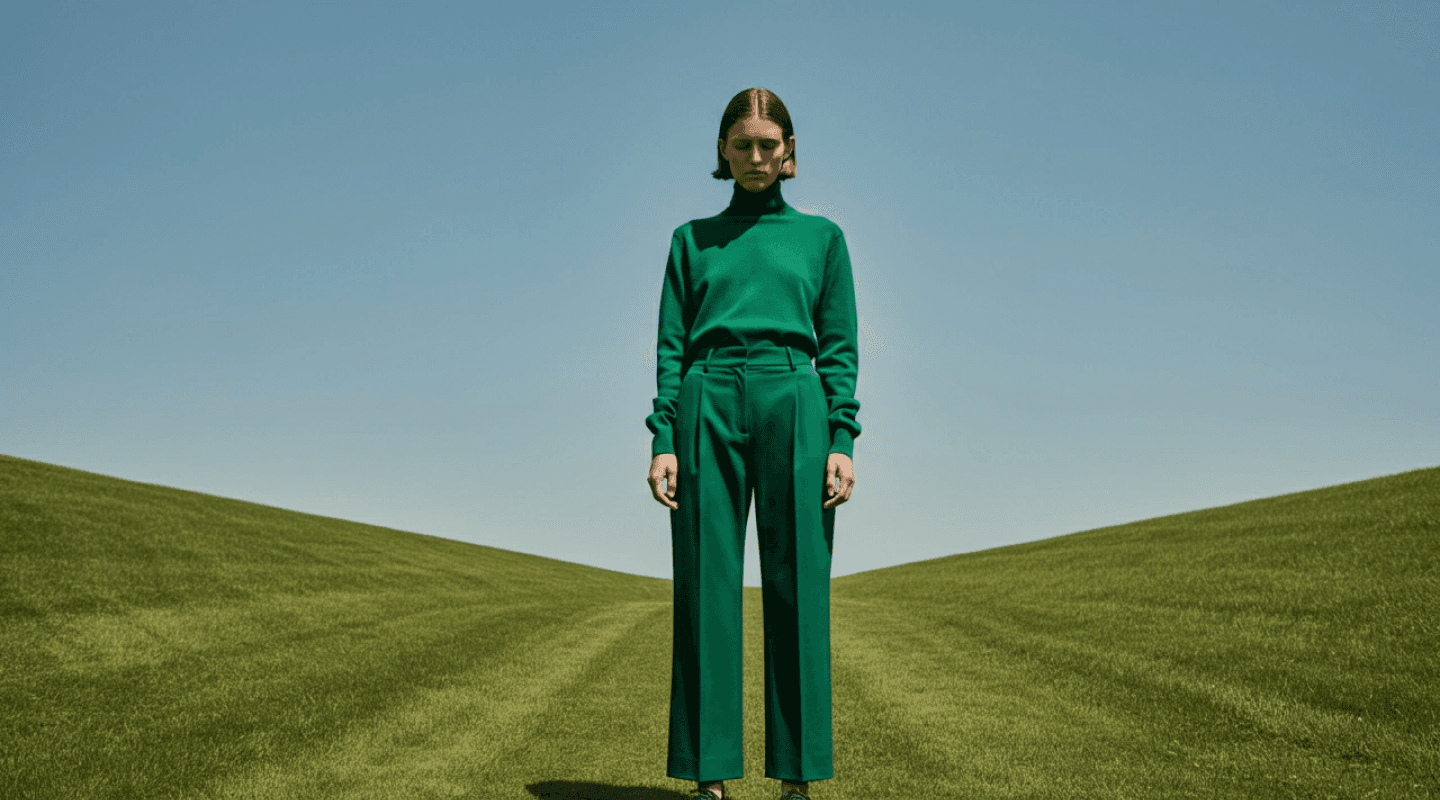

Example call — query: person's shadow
[524,780,691,799]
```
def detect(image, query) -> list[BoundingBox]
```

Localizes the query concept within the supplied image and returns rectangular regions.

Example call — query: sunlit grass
[2,452,1435,798]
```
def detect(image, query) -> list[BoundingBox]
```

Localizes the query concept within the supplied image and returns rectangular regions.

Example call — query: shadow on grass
[526,780,690,799]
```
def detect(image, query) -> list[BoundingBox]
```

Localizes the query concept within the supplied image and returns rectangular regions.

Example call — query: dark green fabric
[647,179,862,459]
[667,344,835,783]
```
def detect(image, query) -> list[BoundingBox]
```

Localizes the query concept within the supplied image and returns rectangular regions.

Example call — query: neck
[723,178,786,216]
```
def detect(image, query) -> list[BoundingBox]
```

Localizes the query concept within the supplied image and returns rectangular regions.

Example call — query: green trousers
[667,343,836,784]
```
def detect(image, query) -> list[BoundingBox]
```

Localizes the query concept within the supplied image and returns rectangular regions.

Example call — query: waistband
[689,343,814,371]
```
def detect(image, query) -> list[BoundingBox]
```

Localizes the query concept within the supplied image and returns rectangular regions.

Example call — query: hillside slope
[830,464,1439,797]
[0,453,671,799]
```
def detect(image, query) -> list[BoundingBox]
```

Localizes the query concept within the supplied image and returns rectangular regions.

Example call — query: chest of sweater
[684,221,829,320]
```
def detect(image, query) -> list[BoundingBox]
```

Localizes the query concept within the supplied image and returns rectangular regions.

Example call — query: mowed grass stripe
[7,592,597,798]
[464,598,680,799]
[205,599,671,799]
[956,607,1437,781]
[831,595,1197,800]
[836,596,1417,798]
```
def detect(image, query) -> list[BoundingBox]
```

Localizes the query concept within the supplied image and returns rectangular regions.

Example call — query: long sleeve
[813,229,862,458]
[645,233,687,457]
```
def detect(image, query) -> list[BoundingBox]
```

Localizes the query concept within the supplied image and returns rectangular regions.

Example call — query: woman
[645,87,861,800]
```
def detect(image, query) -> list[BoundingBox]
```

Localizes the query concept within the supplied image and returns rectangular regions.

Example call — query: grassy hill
[828,465,1438,798]
[1,452,1436,799]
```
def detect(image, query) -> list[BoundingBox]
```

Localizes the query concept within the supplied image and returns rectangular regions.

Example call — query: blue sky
[4,0,1437,587]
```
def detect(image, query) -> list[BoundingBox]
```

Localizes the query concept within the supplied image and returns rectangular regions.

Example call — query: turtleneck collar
[722,178,788,217]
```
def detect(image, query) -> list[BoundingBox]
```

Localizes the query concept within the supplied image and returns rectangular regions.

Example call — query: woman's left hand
[823,453,854,509]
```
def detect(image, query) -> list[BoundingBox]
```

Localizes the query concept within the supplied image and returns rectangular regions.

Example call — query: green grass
[2,452,1436,799]
[830,467,1438,798]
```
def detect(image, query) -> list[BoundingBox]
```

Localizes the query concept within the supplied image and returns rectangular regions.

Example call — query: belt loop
[703,347,714,373]
[786,345,796,371]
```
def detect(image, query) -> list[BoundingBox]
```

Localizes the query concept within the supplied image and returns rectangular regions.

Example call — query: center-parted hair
[712,87,797,181]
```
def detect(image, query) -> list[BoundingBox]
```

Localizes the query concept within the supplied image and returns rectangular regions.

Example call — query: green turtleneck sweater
[646,178,861,460]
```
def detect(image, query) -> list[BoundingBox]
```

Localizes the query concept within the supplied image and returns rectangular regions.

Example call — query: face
[719,116,794,193]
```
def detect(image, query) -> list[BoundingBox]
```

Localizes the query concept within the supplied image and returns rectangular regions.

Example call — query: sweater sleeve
[645,232,688,457]
[814,227,862,458]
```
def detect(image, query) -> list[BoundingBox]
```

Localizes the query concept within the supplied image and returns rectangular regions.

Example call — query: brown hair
[712,87,797,181]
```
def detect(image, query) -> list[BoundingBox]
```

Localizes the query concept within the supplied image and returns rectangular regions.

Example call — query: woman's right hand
[649,453,679,510]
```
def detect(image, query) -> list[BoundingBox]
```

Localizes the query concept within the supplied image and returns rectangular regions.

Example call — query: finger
[652,473,673,506]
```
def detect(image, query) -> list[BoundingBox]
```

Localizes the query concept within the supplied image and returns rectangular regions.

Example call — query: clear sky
[4,0,1437,587]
